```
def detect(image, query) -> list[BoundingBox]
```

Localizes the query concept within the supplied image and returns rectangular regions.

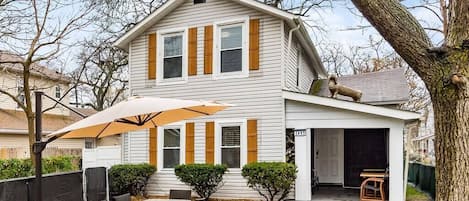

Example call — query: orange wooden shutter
[247,119,258,163]
[148,33,157,80]
[249,19,260,70]
[149,127,158,166]
[186,122,195,164]
[188,27,198,76]
[205,121,215,164]
[204,25,213,74]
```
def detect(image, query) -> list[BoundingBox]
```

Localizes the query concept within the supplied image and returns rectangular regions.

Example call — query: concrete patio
[311,186,360,201]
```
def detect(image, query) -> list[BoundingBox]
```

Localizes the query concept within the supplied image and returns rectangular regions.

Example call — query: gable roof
[310,68,409,105]
[113,0,327,77]
[0,51,70,83]
[283,90,420,121]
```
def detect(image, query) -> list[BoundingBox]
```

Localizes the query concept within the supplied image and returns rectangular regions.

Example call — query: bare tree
[75,40,128,111]
[350,0,469,200]
[0,0,95,161]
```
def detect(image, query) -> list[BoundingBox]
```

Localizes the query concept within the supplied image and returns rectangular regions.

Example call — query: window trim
[55,85,61,98]
[214,119,247,170]
[156,27,189,85]
[157,122,186,171]
[213,18,250,80]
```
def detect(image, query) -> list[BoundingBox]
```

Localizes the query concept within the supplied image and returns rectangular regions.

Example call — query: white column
[389,122,404,201]
[295,129,312,200]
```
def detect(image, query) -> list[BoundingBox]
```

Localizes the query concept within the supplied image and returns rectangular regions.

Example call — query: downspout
[285,22,301,88]
[288,23,301,55]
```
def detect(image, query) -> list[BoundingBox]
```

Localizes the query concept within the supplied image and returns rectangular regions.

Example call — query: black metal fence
[408,162,436,199]
[0,171,83,201]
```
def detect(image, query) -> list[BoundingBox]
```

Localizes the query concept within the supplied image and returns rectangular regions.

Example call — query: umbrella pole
[34,91,43,201]
[32,91,88,201]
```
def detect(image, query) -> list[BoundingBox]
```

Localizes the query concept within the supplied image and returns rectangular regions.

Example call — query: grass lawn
[406,185,431,201]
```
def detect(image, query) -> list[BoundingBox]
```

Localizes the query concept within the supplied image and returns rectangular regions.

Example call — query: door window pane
[163,34,183,79]
[222,126,240,146]
[163,149,180,168]
[164,129,180,147]
[221,148,240,168]
[221,126,241,168]
[163,128,180,168]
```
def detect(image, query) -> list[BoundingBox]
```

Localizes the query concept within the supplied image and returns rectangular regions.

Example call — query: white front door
[314,129,344,184]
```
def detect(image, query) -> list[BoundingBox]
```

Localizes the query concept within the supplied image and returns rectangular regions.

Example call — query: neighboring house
[0,51,86,158]
[0,52,116,159]
[113,0,420,200]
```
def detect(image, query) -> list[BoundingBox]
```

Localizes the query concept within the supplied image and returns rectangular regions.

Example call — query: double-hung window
[158,124,185,170]
[221,126,241,168]
[214,19,248,78]
[216,120,247,169]
[157,29,187,84]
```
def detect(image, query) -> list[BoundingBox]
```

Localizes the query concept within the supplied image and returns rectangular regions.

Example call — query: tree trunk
[432,90,469,200]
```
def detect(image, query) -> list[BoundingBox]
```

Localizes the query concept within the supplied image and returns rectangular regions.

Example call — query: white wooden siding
[126,0,283,199]
[282,24,315,93]
[0,72,70,116]
[0,134,84,149]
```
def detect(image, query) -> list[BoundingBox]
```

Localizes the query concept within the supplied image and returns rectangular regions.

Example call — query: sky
[305,0,443,56]
[1,0,443,73]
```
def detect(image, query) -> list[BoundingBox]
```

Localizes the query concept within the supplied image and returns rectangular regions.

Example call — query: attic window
[194,0,206,4]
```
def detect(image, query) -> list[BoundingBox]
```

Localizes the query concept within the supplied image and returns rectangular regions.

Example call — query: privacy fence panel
[85,167,107,201]
[0,171,83,201]
[407,162,435,199]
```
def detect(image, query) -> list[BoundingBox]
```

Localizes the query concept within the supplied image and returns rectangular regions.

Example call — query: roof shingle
[310,68,409,105]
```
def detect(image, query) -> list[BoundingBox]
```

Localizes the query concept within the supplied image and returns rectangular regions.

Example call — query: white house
[113,0,420,200]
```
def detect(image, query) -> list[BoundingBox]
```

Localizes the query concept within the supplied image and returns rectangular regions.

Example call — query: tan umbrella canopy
[48,96,231,139]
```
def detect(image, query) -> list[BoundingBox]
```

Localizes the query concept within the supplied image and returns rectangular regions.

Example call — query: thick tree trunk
[432,91,469,200]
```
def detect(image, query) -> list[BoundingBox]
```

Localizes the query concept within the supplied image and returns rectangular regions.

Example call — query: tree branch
[351,0,434,81]
[0,88,26,112]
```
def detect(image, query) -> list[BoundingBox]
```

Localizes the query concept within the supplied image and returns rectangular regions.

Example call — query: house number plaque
[294,129,306,137]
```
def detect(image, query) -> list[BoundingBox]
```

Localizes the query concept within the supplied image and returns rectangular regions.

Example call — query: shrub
[108,163,156,196]
[0,156,80,180]
[241,162,297,201]
[174,164,227,201]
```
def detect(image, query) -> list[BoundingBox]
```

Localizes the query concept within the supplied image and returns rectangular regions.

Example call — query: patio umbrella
[47,96,231,139]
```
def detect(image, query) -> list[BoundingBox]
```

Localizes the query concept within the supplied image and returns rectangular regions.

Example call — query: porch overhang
[284,91,418,201]
[283,90,420,121]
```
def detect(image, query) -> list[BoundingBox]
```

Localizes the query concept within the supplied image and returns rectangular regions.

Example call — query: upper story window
[16,78,24,108]
[215,120,247,169]
[214,19,248,79]
[157,29,188,85]
[296,48,301,87]
[158,124,185,170]
[55,85,61,98]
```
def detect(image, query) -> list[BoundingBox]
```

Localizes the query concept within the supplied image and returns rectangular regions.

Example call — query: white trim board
[283,91,420,120]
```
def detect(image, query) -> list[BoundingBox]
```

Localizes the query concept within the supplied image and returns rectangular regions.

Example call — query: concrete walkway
[311,186,360,201]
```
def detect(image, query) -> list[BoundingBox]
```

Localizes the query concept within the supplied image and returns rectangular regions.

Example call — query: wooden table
[360,172,388,178]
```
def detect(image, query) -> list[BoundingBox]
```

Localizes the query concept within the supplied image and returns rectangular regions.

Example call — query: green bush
[174,164,227,201]
[0,156,80,180]
[108,163,156,196]
[241,162,297,201]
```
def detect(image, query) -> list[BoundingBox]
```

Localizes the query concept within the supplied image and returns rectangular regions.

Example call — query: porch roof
[283,90,420,121]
